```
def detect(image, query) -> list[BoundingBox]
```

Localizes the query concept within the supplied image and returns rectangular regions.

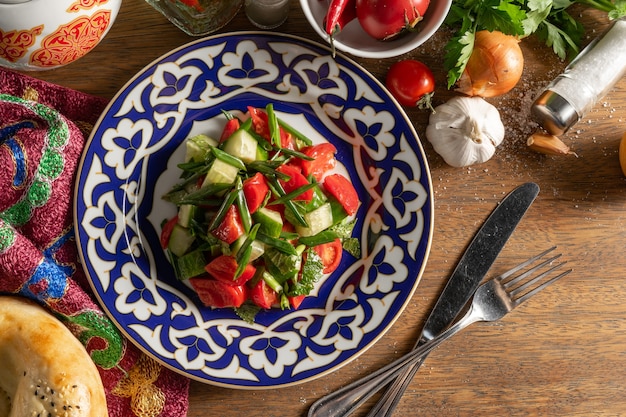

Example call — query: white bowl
[0,0,121,71]
[299,0,451,59]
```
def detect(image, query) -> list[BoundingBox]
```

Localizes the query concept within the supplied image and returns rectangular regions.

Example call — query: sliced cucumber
[252,207,283,238]
[185,134,218,162]
[168,224,195,257]
[176,249,206,280]
[177,204,196,228]
[221,129,258,163]
[202,158,240,187]
[256,145,269,161]
[231,234,265,262]
[295,202,333,237]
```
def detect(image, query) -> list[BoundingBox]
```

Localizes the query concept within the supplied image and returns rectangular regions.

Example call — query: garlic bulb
[425,96,505,167]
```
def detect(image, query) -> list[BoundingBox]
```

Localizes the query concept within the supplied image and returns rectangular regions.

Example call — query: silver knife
[307,183,540,417]
[364,181,541,417]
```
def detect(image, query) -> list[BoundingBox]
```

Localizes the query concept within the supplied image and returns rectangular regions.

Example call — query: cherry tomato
[204,255,256,286]
[296,143,337,182]
[323,173,360,216]
[356,0,430,40]
[386,59,435,110]
[189,278,247,308]
[314,238,344,274]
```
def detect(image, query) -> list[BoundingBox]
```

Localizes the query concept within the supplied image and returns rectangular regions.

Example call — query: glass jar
[145,0,243,36]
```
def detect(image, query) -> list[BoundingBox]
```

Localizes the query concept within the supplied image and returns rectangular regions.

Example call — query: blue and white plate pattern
[75,32,433,388]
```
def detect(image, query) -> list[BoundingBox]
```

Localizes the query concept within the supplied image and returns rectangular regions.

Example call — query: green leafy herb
[234,303,261,324]
[288,249,323,296]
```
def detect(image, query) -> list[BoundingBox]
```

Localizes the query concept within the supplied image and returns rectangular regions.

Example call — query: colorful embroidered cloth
[0,67,190,417]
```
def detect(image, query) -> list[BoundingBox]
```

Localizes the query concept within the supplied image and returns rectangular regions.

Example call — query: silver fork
[363,246,566,417]
[307,247,571,417]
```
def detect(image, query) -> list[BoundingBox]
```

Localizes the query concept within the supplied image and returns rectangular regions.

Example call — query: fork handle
[363,356,427,417]
[307,310,479,417]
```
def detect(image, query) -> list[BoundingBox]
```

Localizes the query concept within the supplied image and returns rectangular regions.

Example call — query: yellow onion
[456,30,524,98]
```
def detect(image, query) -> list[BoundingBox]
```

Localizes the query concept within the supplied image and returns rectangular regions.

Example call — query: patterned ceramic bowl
[0,0,121,71]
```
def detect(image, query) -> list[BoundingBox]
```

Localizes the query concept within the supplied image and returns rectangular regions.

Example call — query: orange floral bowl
[0,0,122,71]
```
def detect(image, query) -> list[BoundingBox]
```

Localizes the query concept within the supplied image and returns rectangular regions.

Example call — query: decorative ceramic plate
[75,32,433,388]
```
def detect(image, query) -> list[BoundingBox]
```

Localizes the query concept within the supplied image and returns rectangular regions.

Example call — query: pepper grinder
[531,17,626,135]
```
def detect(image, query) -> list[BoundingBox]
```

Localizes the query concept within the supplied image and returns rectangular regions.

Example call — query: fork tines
[498,246,572,306]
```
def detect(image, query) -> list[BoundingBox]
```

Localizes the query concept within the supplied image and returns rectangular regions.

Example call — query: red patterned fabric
[0,67,189,417]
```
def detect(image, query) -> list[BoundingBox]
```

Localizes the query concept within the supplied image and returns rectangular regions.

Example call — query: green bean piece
[278,118,313,146]
[266,103,281,148]
[236,177,252,233]
[298,230,340,247]
[210,146,246,171]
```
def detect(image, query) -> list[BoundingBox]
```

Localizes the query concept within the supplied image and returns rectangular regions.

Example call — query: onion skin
[456,30,524,98]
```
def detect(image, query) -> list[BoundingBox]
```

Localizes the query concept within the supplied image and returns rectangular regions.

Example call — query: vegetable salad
[161,105,360,322]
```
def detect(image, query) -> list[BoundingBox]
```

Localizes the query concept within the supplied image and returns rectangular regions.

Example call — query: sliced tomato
[219,118,240,143]
[189,278,247,308]
[296,143,337,182]
[323,173,359,216]
[250,279,279,309]
[210,205,245,244]
[204,255,256,286]
[248,106,270,138]
[247,106,296,150]
[314,238,343,274]
[243,172,269,214]
[160,215,178,249]
[276,164,313,202]
[288,294,305,309]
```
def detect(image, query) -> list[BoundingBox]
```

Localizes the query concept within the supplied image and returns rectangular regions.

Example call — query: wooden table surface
[21,1,626,416]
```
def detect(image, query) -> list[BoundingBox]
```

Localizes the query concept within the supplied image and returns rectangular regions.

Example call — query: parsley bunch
[444,0,626,88]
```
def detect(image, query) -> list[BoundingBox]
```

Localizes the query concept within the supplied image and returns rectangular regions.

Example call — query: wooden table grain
[22,1,626,416]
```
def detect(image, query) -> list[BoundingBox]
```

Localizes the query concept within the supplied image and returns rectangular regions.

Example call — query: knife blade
[365,181,540,417]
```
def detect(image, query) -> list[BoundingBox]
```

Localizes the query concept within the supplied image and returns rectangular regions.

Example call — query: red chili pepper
[324,0,357,56]
[324,0,356,35]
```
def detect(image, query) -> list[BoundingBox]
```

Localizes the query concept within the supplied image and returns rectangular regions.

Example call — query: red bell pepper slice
[276,164,313,202]
[323,173,359,216]
[210,205,245,244]
[313,238,343,274]
[160,215,178,249]
[243,172,269,214]
[189,278,247,308]
[204,255,256,286]
[250,279,279,309]
[296,143,337,182]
